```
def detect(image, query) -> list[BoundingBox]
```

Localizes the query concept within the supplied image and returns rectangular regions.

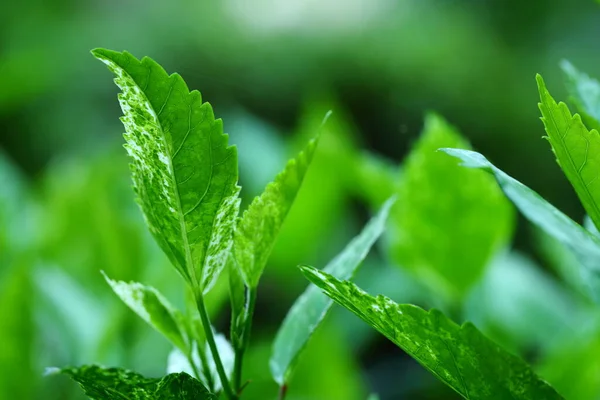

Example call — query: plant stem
[186,351,203,384]
[278,384,288,400]
[195,290,237,400]
[232,286,257,393]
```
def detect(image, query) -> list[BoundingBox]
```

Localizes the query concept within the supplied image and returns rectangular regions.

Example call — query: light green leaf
[352,151,400,208]
[300,266,563,400]
[390,113,514,301]
[52,365,215,399]
[367,395,380,400]
[441,148,600,301]
[92,49,241,293]
[560,60,600,131]
[102,272,188,352]
[233,135,319,287]
[537,74,600,231]
[270,197,395,386]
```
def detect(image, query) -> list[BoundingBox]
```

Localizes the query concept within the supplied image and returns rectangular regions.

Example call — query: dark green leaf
[52,365,215,399]
[300,266,563,400]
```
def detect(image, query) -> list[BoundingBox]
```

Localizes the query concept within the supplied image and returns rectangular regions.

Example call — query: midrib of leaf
[156,83,199,288]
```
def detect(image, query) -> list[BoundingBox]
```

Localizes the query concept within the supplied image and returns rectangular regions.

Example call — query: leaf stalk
[195,289,237,400]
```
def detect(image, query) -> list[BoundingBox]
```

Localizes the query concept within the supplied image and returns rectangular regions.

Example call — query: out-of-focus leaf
[103,273,188,352]
[0,265,34,400]
[441,148,600,302]
[390,113,514,301]
[228,256,248,353]
[352,152,400,209]
[167,332,234,393]
[270,197,394,386]
[560,60,600,131]
[52,365,215,399]
[534,227,589,299]
[538,74,600,230]
[93,49,241,293]
[300,266,563,400]
[464,251,590,353]
[538,330,600,400]
[269,97,357,280]
[234,134,319,287]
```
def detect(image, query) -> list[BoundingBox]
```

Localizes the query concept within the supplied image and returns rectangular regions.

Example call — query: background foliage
[2,0,600,399]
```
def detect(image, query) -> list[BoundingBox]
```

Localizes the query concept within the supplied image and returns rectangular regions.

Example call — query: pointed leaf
[103,272,188,352]
[390,113,514,300]
[300,266,563,400]
[441,148,600,302]
[92,48,240,293]
[52,365,215,399]
[537,74,600,231]
[233,135,319,287]
[560,60,600,131]
[270,197,395,386]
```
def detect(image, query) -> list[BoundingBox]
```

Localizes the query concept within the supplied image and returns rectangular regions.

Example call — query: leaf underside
[92,48,240,293]
[300,266,563,400]
[55,365,215,399]
[441,148,600,302]
[233,135,320,288]
[270,196,395,385]
[537,74,600,231]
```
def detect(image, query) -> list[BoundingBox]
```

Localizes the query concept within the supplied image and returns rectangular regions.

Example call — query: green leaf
[390,113,514,300]
[560,60,600,131]
[228,255,248,352]
[52,365,216,399]
[300,266,563,400]
[0,265,34,400]
[233,135,319,287]
[92,49,241,293]
[103,272,188,352]
[270,197,395,386]
[441,148,600,302]
[537,74,600,231]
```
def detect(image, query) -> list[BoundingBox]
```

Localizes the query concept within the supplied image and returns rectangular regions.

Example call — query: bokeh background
[2,0,600,399]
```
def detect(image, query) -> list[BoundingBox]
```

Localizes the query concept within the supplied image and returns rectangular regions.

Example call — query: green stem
[195,290,237,400]
[232,286,257,393]
[187,351,203,383]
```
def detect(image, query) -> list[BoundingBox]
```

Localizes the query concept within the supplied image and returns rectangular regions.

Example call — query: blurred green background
[2,0,600,399]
